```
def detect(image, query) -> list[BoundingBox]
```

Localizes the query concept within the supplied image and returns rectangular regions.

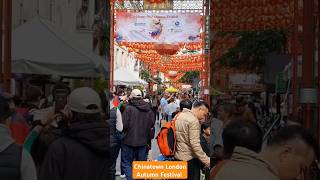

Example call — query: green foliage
[96,1,110,56]
[157,85,165,93]
[216,29,288,70]
[179,71,200,84]
[73,79,82,89]
[140,69,151,81]
[72,78,107,93]
[94,77,108,93]
[100,24,109,56]
[154,77,162,84]
[139,69,163,84]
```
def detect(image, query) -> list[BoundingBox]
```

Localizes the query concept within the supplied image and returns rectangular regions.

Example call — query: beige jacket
[213,147,280,180]
[174,109,210,166]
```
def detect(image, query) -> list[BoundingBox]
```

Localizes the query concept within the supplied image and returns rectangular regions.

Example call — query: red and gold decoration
[117,41,204,73]
[154,43,180,56]
[211,0,294,31]
[167,71,178,78]
[166,72,185,83]
[136,54,204,63]
[144,0,173,10]
[211,35,240,61]
[117,42,203,52]
[145,0,165,3]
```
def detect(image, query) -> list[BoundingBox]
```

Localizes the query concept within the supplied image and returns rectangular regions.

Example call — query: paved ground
[115,120,161,180]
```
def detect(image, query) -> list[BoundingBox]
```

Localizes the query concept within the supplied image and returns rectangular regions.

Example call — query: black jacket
[200,134,210,157]
[108,107,121,144]
[39,121,112,180]
[31,126,61,170]
[122,99,155,147]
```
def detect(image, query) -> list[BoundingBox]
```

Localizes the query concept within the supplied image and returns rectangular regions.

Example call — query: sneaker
[115,172,121,176]
[120,174,126,178]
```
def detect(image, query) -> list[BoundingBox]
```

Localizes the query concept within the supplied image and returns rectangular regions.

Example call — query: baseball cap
[69,87,101,114]
[130,89,142,98]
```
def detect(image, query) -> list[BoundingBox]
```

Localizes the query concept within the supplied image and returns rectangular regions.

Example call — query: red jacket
[9,108,29,144]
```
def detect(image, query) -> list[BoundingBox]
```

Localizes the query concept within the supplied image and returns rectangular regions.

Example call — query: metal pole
[110,1,114,91]
[3,0,11,92]
[202,0,210,104]
[276,93,281,114]
[318,0,320,152]
[292,0,298,119]
[206,0,211,105]
[302,0,315,129]
[0,0,3,86]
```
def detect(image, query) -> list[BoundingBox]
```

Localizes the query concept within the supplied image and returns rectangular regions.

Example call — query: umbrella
[165,87,179,93]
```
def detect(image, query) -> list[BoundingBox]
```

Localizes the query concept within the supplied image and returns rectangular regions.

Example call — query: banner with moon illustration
[115,12,203,43]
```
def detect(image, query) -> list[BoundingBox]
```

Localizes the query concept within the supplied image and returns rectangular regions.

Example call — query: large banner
[115,12,203,43]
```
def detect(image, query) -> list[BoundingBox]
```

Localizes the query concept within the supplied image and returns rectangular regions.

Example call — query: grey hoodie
[0,124,37,180]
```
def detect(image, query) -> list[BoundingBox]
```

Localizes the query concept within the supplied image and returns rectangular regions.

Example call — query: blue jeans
[121,144,147,180]
[110,132,122,180]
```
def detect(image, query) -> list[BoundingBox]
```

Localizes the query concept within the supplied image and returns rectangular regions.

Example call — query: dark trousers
[187,158,201,180]
[162,113,168,121]
[152,107,159,120]
[110,133,122,180]
[121,144,147,180]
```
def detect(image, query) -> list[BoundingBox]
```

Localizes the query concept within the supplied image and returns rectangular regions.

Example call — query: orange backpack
[156,113,180,157]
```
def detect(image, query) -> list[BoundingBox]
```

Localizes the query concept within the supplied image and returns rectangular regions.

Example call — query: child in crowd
[200,123,210,180]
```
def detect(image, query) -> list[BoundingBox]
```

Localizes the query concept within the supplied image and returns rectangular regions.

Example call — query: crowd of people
[0,83,113,180]
[140,91,320,180]
[0,84,319,180]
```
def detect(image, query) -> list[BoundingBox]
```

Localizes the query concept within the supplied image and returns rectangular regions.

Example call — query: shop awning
[114,68,147,86]
[12,17,108,78]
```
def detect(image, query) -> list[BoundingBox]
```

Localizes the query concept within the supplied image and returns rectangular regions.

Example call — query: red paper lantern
[168,71,178,78]
[154,43,180,56]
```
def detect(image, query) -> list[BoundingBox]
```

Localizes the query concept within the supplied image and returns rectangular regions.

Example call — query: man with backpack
[0,94,37,180]
[121,89,155,180]
[174,101,210,180]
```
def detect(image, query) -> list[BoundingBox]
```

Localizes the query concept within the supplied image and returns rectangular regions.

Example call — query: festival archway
[111,1,209,92]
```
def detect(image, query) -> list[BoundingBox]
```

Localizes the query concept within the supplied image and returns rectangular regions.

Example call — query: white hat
[130,89,142,98]
[69,87,101,114]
